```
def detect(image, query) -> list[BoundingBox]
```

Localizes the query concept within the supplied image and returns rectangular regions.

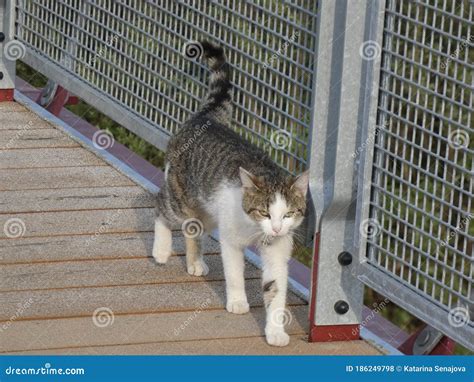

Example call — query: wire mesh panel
[15,0,318,174]
[366,0,473,344]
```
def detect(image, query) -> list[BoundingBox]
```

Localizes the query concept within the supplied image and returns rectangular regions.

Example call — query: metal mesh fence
[15,0,318,174]
[367,0,473,330]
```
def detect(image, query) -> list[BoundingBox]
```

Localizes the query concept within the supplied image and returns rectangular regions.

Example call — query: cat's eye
[258,210,270,218]
[284,211,295,218]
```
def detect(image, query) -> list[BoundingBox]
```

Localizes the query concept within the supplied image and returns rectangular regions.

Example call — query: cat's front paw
[153,248,172,264]
[226,300,250,314]
[187,259,209,276]
[265,328,290,347]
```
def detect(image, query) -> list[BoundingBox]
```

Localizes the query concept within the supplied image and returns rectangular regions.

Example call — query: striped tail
[198,41,232,119]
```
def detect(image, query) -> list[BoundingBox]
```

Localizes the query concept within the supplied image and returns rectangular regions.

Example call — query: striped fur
[198,41,232,124]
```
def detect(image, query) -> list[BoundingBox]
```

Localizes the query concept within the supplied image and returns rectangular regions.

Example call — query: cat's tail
[192,40,232,118]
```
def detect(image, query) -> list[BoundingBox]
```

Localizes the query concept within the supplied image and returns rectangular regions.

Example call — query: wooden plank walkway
[0,101,382,355]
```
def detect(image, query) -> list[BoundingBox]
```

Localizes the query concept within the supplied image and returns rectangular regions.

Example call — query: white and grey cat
[153,41,309,347]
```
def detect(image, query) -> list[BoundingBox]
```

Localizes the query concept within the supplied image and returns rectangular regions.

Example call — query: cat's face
[240,168,309,237]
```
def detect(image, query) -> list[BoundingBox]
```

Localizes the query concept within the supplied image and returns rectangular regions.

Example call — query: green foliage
[16,62,47,88]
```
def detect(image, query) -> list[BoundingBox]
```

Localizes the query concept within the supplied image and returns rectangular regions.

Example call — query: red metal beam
[0,88,14,102]
[45,85,70,116]
[308,232,359,342]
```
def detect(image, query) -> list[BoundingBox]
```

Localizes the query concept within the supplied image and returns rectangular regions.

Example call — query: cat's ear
[291,170,309,196]
[239,167,262,190]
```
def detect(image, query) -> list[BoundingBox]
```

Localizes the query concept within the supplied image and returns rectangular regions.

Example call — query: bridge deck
[0,101,381,355]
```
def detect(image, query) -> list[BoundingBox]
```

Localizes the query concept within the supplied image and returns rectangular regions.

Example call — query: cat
[152,41,309,347]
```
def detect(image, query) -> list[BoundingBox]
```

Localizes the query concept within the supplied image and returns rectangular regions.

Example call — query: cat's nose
[272,227,281,235]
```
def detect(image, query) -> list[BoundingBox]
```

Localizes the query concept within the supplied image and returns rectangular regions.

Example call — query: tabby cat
[153,41,309,347]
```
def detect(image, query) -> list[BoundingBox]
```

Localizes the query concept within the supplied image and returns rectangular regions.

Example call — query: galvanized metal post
[0,0,15,101]
[307,0,385,341]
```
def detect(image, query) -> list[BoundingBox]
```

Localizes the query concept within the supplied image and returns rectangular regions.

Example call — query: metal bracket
[412,326,444,355]
[39,79,59,107]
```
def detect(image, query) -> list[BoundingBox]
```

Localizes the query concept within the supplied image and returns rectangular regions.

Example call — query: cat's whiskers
[283,233,294,248]
[246,230,265,247]
[290,229,305,244]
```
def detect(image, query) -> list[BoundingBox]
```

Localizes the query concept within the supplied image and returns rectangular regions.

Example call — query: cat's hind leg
[184,235,209,276]
[152,189,176,264]
[152,216,172,264]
